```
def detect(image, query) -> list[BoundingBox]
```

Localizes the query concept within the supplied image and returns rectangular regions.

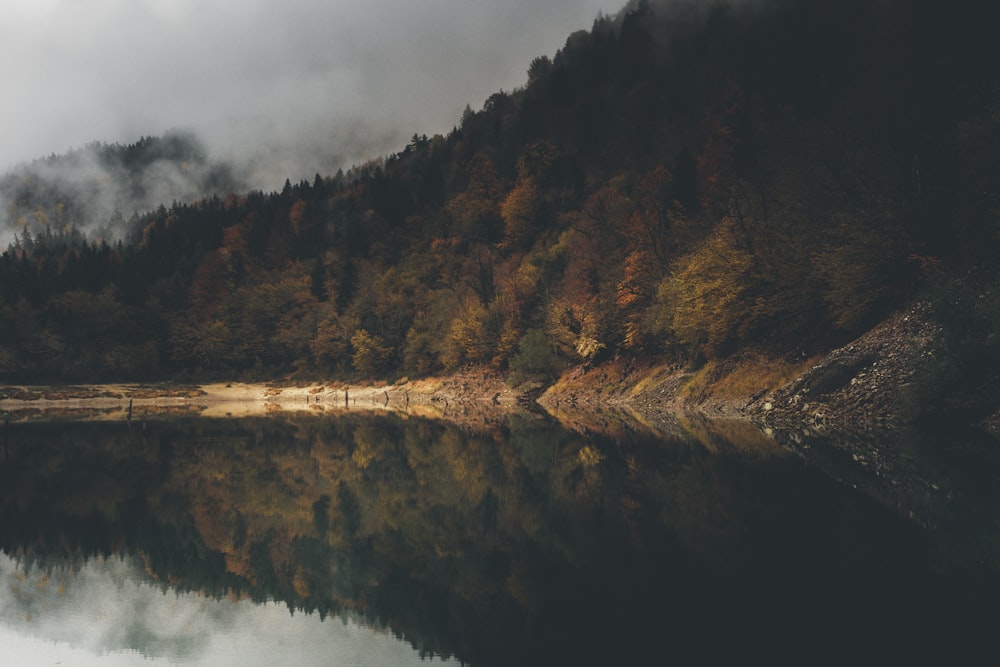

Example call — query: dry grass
[626,366,685,398]
[679,354,820,401]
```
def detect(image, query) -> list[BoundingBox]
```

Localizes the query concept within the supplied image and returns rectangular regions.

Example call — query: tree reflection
[0,413,994,664]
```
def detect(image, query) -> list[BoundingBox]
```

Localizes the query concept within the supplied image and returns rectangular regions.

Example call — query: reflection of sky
[0,554,457,666]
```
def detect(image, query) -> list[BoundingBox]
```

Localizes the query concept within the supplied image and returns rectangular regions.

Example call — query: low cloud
[0,131,239,246]
[2,0,615,193]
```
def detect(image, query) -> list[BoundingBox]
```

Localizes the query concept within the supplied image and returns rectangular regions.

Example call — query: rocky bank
[752,302,944,431]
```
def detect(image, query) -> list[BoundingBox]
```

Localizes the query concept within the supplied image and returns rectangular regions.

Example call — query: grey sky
[2,0,616,191]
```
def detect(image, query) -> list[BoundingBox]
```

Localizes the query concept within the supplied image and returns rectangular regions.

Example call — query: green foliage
[509,328,563,384]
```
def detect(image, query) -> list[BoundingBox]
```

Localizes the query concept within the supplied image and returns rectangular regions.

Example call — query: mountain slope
[1,0,998,420]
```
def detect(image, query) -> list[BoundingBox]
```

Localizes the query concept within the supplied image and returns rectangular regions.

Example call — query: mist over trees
[1,0,998,408]
[0,132,240,247]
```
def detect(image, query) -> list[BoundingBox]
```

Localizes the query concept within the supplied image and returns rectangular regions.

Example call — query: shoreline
[0,304,992,436]
[4,356,997,540]
[5,324,998,571]
[0,372,521,424]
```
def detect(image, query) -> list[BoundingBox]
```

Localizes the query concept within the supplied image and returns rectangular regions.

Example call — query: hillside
[1,0,998,422]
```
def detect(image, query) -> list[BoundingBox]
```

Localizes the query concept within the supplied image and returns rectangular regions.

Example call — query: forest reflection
[0,412,994,664]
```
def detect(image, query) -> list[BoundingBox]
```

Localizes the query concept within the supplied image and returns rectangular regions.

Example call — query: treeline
[1,0,998,384]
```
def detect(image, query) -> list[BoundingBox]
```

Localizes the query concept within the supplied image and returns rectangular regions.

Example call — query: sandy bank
[0,371,519,424]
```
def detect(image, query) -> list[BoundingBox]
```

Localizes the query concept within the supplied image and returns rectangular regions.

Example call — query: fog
[2,0,616,191]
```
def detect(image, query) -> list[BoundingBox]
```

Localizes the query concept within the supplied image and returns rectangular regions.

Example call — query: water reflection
[0,554,453,666]
[1,412,997,664]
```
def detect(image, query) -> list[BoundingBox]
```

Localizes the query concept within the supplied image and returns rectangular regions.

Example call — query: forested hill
[1,0,998,405]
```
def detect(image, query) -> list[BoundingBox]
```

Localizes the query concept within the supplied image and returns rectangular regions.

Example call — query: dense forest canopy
[1,0,998,412]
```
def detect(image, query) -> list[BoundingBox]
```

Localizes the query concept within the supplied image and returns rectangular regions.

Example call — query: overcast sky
[2,0,617,190]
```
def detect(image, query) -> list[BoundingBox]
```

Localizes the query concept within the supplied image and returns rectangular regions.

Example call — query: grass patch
[680,354,821,401]
[677,361,719,400]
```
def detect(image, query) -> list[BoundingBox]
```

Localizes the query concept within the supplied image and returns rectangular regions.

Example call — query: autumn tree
[655,218,755,356]
[351,328,391,377]
[501,177,541,250]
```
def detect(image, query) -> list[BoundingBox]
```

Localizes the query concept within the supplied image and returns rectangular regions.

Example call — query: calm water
[1,412,998,665]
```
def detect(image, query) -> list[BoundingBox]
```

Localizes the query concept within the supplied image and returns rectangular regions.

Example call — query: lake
[1,411,998,665]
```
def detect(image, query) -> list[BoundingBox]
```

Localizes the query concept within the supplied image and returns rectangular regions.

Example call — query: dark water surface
[1,412,997,665]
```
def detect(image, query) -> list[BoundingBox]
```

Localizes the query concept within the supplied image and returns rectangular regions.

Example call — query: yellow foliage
[658,220,755,350]
[575,334,605,360]
[442,300,498,369]
[578,445,605,468]
[501,177,540,248]
[351,328,391,376]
